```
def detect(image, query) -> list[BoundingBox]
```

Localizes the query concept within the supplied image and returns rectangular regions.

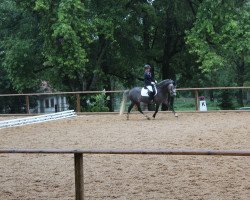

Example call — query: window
[45,99,49,108]
[50,99,54,108]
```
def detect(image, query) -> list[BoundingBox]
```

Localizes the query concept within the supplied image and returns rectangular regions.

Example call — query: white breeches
[146,86,153,92]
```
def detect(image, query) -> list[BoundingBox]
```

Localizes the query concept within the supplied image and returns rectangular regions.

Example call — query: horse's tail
[119,90,129,115]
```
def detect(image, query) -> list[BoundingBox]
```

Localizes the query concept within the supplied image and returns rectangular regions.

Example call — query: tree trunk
[247,90,250,104]
[99,35,113,112]
[161,3,176,111]
[102,73,113,112]
[236,60,245,107]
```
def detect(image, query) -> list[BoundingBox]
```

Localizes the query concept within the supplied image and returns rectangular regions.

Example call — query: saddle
[141,83,157,97]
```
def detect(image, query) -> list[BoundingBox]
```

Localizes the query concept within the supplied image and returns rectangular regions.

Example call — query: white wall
[37,96,69,113]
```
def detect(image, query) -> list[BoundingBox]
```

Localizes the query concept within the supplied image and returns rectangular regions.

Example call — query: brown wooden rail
[0,87,250,97]
[1,148,250,156]
[177,86,250,91]
[0,148,249,200]
[0,90,125,97]
[1,86,250,112]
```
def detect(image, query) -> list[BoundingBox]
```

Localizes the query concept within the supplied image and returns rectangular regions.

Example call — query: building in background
[35,81,69,113]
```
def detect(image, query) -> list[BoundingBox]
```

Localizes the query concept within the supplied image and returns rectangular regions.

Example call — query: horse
[119,79,177,120]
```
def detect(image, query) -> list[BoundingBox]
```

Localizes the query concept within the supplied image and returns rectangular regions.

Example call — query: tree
[0,0,42,92]
[31,0,92,91]
[2,0,248,114]
[186,0,250,105]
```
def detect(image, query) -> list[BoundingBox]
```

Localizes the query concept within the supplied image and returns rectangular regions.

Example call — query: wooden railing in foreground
[0,148,250,200]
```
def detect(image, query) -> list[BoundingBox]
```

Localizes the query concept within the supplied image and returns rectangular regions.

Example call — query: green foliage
[34,0,91,89]
[217,90,235,110]
[85,93,109,112]
[2,37,41,91]
[0,0,249,114]
[34,0,49,11]
[0,0,43,92]
[186,0,250,72]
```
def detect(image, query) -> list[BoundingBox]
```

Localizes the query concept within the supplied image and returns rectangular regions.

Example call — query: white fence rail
[0,110,76,129]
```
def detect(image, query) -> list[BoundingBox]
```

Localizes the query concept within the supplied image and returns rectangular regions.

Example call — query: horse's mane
[156,79,174,88]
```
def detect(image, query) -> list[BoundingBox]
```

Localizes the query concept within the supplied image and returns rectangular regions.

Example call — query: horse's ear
[173,80,177,86]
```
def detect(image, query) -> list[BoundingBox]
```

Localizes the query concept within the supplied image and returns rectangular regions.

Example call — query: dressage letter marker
[199,100,207,111]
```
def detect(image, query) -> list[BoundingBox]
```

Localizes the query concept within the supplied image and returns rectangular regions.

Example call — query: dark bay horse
[119,79,177,120]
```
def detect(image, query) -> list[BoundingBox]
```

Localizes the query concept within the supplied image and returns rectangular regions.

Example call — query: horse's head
[168,82,177,97]
[157,79,176,97]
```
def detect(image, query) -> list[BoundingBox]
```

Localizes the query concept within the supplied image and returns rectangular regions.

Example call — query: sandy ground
[0,112,249,200]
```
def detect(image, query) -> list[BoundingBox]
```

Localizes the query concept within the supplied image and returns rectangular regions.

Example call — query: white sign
[199,100,207,111]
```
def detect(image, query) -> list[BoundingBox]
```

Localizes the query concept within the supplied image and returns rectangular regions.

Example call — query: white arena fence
[0,110,76,129]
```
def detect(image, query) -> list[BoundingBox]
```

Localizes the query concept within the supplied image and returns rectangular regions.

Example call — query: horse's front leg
[168,97,178,117]
[162,100,178,118]
[171,105,178,117]
[152,104,160,119]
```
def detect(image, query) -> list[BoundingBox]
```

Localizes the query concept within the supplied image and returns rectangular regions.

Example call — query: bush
[217,90,235,110]
[88,93,109,112]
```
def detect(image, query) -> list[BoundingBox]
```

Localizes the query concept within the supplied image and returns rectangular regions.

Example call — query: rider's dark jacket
[144,72,154,86]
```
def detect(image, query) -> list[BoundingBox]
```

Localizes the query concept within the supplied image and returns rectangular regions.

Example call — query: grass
[174,97,246,111]
[174,98,221,111]
[114,97,247,112]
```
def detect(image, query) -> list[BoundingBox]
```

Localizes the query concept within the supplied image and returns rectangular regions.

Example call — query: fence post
[74,153,84,200]
[25,96,30,114]
[76,94,81,112]
[195,90,199,111]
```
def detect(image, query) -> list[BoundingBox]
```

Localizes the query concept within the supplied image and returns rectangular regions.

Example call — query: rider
[144,64,156,101]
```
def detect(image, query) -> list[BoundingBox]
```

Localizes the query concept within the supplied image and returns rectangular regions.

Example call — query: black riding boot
[149,92,154,102]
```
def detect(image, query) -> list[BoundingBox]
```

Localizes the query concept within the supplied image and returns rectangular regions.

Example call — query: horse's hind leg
[137,103,150,120]
[152,104,160,119]
[127,102,135,120]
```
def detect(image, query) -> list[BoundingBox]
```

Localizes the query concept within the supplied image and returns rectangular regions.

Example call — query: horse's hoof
[175,113,178,117]
[146,116,150,120]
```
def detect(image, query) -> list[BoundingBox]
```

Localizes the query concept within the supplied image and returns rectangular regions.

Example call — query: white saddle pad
[141,87,157,97]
